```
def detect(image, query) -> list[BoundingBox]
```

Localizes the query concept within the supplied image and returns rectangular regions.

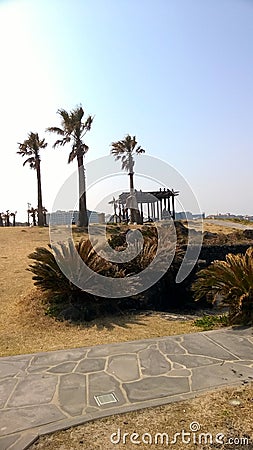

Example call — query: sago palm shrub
[27,225,192,319]
[192,246,253,325]
[111,225,188,311]
[27,239,124,320]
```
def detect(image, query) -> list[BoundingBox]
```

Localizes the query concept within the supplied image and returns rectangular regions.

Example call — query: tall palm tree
[10,211,17,227]
[5,210,10,227]
[111,134,145,223]
[29,207,37,226]
[17,132,47,226]
[47,106,93,228]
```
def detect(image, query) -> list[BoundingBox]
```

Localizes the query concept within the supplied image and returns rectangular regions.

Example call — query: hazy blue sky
[0,0,252,221]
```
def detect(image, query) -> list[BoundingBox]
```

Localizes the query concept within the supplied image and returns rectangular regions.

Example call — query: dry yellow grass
[186,219,239,235]
[31,383,253,450]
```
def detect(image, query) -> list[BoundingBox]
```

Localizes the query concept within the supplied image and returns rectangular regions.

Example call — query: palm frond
[79,142,89,156]
[72,106,84,124]
[68,148,77,163]
[47,106,93,163]
[57,108,71,127]
[23,157,36,169]
[17,132,47,170]
[52,136,71,149]
[110,134,145,171]
[83,115,94,133]
[27,239,124,300]
[192,246,253,325]
[136,145,145,154]
[38,137,47,149]
[46,127,64,136]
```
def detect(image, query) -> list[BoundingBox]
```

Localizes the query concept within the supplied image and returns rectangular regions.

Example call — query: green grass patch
[194,314,229,330]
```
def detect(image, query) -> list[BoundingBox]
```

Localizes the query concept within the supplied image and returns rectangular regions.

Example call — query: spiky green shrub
[117,238,158,275]
[28,239,116,294]
[27,226,198,320]
[192,246,253,325]
[107,232,128,250]
[110,226,190,311]
[27,239,124,320]
[107,226,158,251]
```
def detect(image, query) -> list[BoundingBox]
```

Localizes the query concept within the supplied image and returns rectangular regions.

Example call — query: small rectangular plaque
[94,392,118,406]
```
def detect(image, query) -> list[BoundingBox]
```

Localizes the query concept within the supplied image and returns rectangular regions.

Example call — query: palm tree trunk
[129,171,142,224]
[36,161,44,226]
[6,212,10,227]
[171,194,175,220]
[129,172,134,191]
[32,210,36,226]
[77,155,88,228]
[128,172,135,223]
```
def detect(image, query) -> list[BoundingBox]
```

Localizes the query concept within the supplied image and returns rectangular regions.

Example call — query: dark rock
[243,229,253,239]
[203,231,218,239]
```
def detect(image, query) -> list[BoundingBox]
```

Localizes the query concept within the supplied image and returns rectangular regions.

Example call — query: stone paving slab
[0,327,252,450]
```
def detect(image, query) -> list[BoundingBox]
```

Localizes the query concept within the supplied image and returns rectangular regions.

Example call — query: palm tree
[4,210,10,227]
[111,134,145,223]
[29,207,37,226]
[46,106,93,228]
[10,211,17,227]
[17,132,47,226]
[108,196,119,223]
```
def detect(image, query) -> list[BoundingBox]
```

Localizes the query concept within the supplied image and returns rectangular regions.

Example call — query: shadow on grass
[43,293,150,330]
[16,290,150,334]
[76,312,148,331]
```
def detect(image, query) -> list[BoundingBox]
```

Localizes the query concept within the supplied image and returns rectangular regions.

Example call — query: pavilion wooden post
[122,206,125,221]
[156,201,159,220]
[140,202,143,222]
[172,194,175,220]
[167,193,171,216]
[152,202,156,220]
[119,203,122,223]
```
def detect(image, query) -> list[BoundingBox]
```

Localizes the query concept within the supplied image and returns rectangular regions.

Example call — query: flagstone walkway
[0,327,252,450]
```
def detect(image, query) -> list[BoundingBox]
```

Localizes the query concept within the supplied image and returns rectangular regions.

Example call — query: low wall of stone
[182,243,252,266]
[200,243,252,265]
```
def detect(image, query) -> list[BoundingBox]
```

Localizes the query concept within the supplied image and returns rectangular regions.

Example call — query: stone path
[0,327,252,450]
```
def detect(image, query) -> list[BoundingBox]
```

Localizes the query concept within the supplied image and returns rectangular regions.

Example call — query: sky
[0,0,253,222]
